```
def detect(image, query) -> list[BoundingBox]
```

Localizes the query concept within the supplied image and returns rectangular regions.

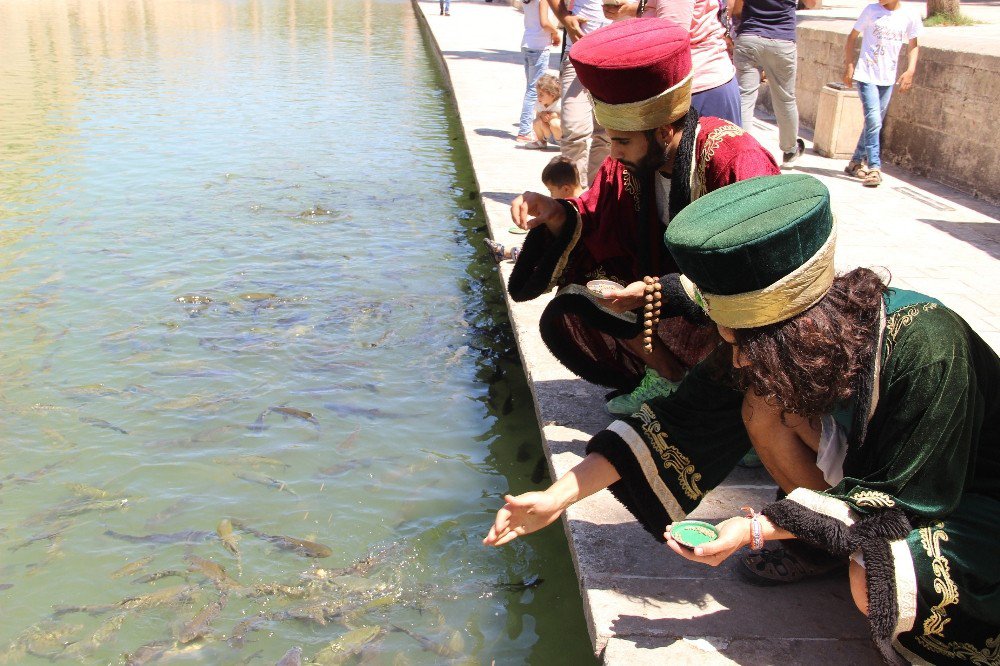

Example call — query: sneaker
[737,542,847,586]
[780,138,805,169]
[606,368,680,416]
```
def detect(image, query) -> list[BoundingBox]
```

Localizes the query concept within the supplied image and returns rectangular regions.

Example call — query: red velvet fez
[568,18,692,105]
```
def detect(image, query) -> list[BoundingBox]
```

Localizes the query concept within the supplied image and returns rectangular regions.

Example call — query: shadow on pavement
[918,219,1000,259]
[474,127,517,140]
[480,190,518,205]
[442,48,520,65]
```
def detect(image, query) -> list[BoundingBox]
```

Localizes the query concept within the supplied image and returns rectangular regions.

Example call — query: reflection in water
[0,1,596,663]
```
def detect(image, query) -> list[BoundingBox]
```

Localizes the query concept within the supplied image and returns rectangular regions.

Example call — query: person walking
[843,0,921,187]
[731,0,817,167]
[517,0,561,144]
[546,0,611,187]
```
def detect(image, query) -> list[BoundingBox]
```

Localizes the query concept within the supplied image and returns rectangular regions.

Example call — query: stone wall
[791,21,1000,203]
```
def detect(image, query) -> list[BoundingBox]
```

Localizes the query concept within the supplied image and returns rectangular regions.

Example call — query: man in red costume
[507,18,779,414]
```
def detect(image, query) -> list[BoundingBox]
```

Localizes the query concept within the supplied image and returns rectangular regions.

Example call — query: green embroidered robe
[587,289,1000,665]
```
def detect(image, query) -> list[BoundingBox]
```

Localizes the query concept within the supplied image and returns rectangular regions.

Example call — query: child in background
[843,0,920,187]
[518,0,560,144]
[486,157,583,263]
[522,74,563,150]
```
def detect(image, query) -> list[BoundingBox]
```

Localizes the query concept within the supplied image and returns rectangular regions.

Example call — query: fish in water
[104,529,214,545]
[110,554,155,579]
[230,519,332,558]
[216,518,241,558]
[239,292,277,302]
[9,522,72,552]
[270,405,319,425]
[124,640,172,665]
[212,454,289,469]
[79,416,129,435]
[179,590,229,643]
[530,456,549,485]
[131,570,189,585]
[185,555,236,586]
[390,624,464,659]
[493,573,544,590]
[228,614,268,648]
[275,646,303,666]
[61,612,127,659]
[233,471,297,496]
[312,626,383,664]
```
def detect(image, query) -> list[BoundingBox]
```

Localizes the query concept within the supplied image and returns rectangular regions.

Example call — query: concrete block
[813,83,864,159]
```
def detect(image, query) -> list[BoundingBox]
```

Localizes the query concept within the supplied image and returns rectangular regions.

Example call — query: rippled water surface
[0,1,595,663]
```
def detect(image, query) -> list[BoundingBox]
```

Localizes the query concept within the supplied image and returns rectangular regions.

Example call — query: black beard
[622,140,668,176]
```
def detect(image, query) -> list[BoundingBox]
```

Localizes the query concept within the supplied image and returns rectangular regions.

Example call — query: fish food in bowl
[669,520,720,549]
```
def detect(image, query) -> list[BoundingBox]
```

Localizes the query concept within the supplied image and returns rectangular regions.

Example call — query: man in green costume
[485,174,1000,664]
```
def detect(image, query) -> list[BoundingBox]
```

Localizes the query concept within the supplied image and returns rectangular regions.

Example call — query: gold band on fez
[590,73,693,132]
[680,224,838,329]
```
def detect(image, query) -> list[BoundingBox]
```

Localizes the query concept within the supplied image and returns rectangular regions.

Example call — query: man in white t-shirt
[546,0,612,187]
[842,0,921,188]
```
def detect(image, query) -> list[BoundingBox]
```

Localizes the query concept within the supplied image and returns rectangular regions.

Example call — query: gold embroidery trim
[622,169,641,212]
[695,122,744,198]
[635,404,703,500]
[851,490,896,508]
[916,522,961,657]
[914,522,998,663]
[884,302,939,360]
[547,208,585,292]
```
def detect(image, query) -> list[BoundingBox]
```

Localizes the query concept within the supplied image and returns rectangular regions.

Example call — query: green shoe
[606,368,680,416]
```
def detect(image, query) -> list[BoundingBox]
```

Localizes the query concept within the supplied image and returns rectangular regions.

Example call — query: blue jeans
[691,75,742,127]
[519,47,550,138]
[439,0,450,12]
[851,81,893,170]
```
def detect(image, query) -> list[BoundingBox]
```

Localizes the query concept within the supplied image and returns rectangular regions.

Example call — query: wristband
[742,506,764,551]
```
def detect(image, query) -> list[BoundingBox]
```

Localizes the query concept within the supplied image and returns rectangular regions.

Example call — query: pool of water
[0,1,596,663]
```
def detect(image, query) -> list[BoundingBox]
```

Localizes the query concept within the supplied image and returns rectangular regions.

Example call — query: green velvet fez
[664,174,833,296]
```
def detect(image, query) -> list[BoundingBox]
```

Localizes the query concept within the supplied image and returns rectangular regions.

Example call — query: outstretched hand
[483,492,565,547]
[664,517,749,567]
[510,191,567,233]
[600,280,647,313]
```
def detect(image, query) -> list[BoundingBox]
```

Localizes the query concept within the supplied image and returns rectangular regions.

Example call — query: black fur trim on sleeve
[586,429,672,542]
[762,500,912,558]
[659,273,712,326]
[507,200,580,303]
[761,498,858,557]
[861,538,908,666]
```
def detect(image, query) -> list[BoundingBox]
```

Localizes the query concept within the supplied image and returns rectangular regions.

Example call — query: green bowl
[670,520,720,549]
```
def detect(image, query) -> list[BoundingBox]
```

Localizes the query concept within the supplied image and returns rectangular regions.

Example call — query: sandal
[484,239,506,264]
[737,542,847,586]
[844,161,868,179]
[519,140,548,150]
[863,169,882,187]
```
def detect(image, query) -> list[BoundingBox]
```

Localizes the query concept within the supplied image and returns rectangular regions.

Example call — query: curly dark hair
[731,267,888,419]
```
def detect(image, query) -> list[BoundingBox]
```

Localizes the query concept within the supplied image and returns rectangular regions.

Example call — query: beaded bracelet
[741,506,764,551]
[642,276,662,354]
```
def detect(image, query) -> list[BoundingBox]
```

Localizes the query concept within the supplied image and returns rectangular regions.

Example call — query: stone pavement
[413,1,1000,662]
